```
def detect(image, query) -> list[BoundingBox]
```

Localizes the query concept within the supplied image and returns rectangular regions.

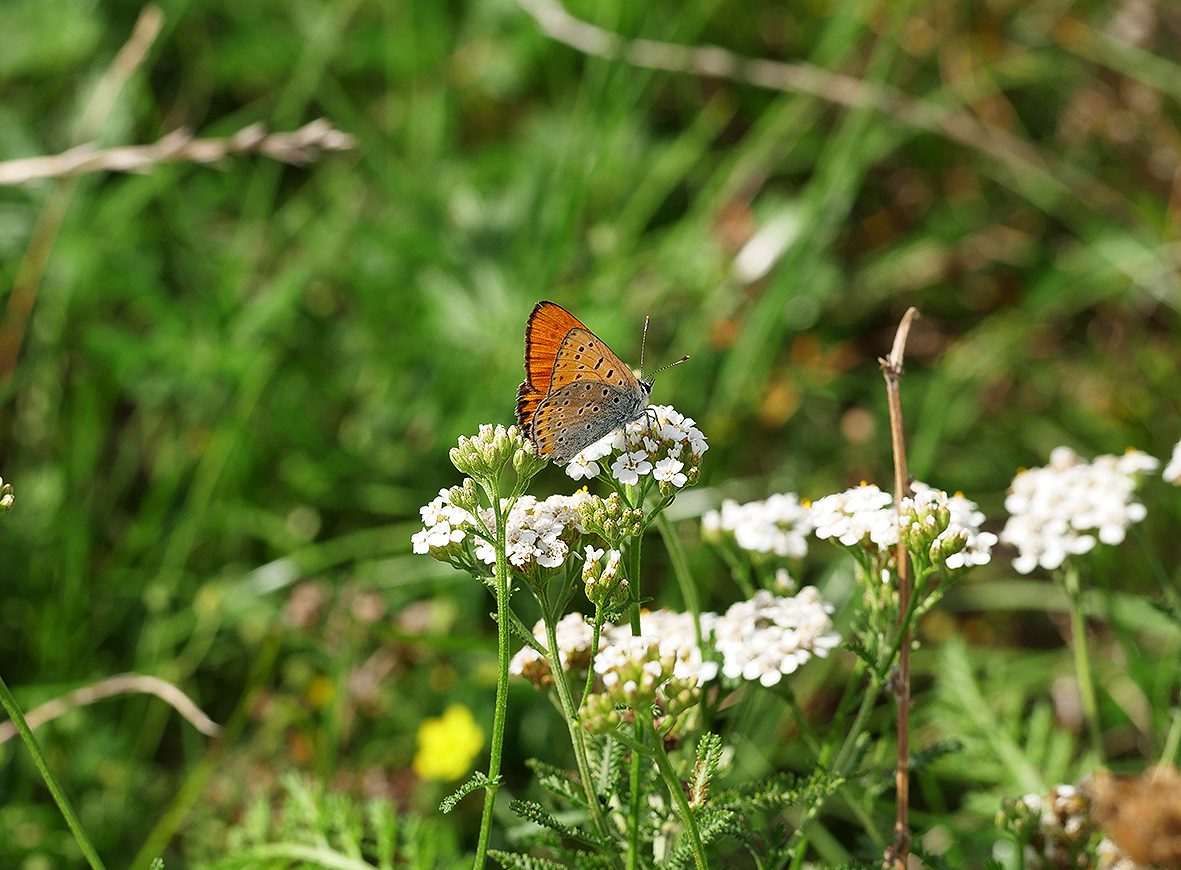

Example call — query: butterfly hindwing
[530,380,649,463]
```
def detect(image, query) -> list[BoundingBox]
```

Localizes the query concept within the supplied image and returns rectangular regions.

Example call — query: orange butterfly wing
[546,327,637,393]
[516,301,591,433]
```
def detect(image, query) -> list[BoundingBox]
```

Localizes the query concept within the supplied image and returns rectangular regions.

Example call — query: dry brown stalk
[0,121,356,186]
[0,673,222,744]
[880,307,919,869]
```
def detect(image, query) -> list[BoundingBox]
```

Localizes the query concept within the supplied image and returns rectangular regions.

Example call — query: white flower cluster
[702,493,813,558]
[564,404,707,488]
[475,492,588,570]
[807,482,997,568]
[1165,438,1181,485]
[511,587,841,691]
[605,609,719,686]
[411,487,475,555]
[712,588,841,687]
[411,488,589,571]
[509,612,596,683]
[1000,446,1158,574]
[810,483,897,550]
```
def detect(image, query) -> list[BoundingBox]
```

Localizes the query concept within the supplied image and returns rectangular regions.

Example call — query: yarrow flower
[581,545,627,606]
[1164,438,1181,485]
[411,486,476,557]
[902,483,998,569]
[474,492,589,571]
[810,483,897,550]
[1000,446,1158,574]
[412,485,589,574]
[563,404,707,491]
[509,612,596,687]
[605,609,719,686]
[711,588,841,687]
[702,493,814,558]
[809,481,996,571]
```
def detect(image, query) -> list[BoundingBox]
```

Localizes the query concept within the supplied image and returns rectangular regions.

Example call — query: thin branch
[0,121,356,186]
[0,673,222,744]
[879,306,918,870]
[515,0,1124,214]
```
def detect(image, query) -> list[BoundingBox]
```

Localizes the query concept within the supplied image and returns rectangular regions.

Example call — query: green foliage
[2,0,1181,866]
[198,773,460,870]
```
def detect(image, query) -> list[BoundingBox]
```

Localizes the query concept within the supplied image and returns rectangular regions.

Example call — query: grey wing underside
[530,380,648,464]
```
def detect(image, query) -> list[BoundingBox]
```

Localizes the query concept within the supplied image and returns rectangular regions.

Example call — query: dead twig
[879,306,919,870]
[0,120,356,186]
[515,0,1129,216]
[0,673,222,744]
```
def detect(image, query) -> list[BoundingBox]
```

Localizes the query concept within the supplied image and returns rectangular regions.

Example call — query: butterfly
[516,301,687,464]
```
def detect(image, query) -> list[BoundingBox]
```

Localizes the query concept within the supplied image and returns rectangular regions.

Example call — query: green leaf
[508,799,608,849]
[439,772,494,814]
[487,849,569,870]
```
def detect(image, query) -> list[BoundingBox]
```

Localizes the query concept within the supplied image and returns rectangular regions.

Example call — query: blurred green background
[1,0,1179,865]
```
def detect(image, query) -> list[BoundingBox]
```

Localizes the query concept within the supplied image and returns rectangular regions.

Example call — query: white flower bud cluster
[1000,446,1158,574]
[563,404,707,489]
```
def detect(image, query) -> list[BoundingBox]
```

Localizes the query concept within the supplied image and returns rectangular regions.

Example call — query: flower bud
[0,478,12,514]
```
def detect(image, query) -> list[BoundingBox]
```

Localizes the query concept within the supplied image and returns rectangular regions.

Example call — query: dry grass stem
[0,121,357,186]
[880,306,919,870]
[515,0,1152,223]
[0,673,222,743]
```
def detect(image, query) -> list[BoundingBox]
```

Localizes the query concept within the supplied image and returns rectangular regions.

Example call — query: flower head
[0,477,12,514]
[811,483,898,550]
[509,612,596,687]
[411,485,477,559]
[1000,446,1157,574]
[711,588,841,687]
[413,705,484,781]
[703,493,813,558]
[473,492,589,571]
[563,404,707,490]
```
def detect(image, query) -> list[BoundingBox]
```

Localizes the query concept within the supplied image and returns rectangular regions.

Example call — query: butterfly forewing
[530,380,648,463]
[516,300,651,464]
[547,328,637,392]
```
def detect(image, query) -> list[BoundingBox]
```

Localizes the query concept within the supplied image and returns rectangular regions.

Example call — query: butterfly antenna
[646,354,690,384]
[639,315,651,374]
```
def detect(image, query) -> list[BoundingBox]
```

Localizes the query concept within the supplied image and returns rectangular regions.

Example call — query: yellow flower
[413,705,484,782]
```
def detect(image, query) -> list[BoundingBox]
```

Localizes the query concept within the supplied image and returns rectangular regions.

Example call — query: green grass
[1,0,1179,866]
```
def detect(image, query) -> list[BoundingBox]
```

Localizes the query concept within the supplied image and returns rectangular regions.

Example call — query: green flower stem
[540,614,614,848]
[644,718,707,870]
[656,514,702,646]
[1062,562,1104,762]
[625,534,644,870]
[473,492,513,870]
[0,674,108,870]
[580,609,606,709]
